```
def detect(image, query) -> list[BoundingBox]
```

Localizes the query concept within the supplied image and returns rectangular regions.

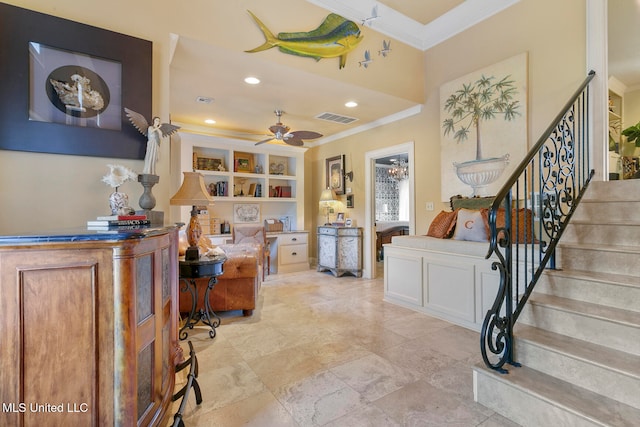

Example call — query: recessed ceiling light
[244,76,260,85]
[204,119,216,124]
[345,101,358,108]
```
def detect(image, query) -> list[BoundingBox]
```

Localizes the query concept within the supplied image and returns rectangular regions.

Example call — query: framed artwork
[336,212,345,222]
[234,152,254,173]
[346,194,354,208]
[440,52,527,200]
[0,3,152,159]
[326,154,345,195]
[233,203,260,223]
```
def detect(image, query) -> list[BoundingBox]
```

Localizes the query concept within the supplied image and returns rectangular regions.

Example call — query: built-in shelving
[172,132,306,231]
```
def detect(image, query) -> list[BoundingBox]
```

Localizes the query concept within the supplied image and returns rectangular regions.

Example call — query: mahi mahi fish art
[245,10,363,69]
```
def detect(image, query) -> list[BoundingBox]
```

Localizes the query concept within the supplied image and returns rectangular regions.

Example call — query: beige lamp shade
[319,188,337,203]
[170,172,213,206]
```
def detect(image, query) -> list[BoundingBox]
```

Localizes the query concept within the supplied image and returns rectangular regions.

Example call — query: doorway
[364,142,415,279]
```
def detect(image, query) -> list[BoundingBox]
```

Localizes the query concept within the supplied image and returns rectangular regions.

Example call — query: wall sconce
[344,170,353,182]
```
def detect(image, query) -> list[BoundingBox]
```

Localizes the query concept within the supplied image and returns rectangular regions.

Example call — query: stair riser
[572,202,640,222]
[584,181,640,201]
[515,340,640,409]
[473,369,602,427]
[562,224,640,246]
[519,304,640,356]
[536,275,640,313]
[557,246,640,276]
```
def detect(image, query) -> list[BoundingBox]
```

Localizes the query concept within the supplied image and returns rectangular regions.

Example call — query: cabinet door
[337,236,361,270]
[0,248,114,427]
[318,234,336,268]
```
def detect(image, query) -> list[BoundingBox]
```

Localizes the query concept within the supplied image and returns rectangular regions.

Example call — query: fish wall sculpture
[245,10,363,69]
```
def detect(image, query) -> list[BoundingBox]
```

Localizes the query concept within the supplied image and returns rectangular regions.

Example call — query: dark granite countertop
[0,224,182,245]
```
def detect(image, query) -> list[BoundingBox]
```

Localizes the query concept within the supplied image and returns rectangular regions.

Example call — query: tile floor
[168,266,519,427]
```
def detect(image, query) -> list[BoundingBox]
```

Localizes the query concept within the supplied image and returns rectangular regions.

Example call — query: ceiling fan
[255,110,323,146]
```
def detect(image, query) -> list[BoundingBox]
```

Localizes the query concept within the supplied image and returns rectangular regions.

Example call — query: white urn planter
[454,154,509,197]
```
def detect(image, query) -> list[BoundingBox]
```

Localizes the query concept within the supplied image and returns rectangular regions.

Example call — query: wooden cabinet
[317,226,363,277]
[275,231,309,273]
[173,132,306,232]
[0,227,179,426]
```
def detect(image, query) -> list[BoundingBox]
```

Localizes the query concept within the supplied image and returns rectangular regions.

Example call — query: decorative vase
[109,190,129,215]
[454,154,509,197]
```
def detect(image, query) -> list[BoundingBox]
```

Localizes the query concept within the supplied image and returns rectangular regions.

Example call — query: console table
[178,255,226,339]
[0,225,180,426]
[317,226,363,277]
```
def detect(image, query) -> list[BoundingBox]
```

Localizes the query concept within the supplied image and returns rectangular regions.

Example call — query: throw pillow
[452,208,488,242]
[426,210,458,238]
[481,208,536,243]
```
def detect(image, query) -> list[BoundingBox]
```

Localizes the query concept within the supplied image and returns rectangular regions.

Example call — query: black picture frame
[0,3,151,159]
[326,154,345,195]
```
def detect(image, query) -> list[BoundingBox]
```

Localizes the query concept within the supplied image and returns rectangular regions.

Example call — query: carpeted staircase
[473,180,640,426]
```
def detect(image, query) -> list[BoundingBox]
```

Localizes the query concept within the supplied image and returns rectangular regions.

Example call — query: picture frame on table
[0,3,152,159]
[326,154,345,195]
[234,152,254,173]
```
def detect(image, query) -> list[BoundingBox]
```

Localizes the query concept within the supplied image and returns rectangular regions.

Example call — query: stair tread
[475,363,640,427]
[558,242,640,253]
[515,325,640,378]
[569,219,640,226]
[544,268,640,289]
[529,294,640,327]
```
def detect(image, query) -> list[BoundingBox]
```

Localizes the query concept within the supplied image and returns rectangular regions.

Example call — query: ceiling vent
[315,112,358,125]
[195,96,214,104]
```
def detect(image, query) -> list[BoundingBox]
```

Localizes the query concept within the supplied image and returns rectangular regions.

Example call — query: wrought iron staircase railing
[481,71,596,373]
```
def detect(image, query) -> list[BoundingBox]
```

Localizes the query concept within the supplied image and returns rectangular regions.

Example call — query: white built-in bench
[384,235,504,331]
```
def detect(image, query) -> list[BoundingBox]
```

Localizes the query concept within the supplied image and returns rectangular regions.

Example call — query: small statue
[124,108,180,175]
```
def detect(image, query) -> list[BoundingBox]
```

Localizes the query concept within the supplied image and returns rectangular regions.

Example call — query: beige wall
[306,0,587,257]
[1,0,587,238]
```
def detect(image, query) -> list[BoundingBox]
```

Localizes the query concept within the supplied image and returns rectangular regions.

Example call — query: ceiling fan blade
[289,130,323,140]
[283,136,304,146]
[255,137,275,146]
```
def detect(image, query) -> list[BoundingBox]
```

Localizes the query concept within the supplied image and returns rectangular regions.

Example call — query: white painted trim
[364,141,415,279]
[307,0,520,51]
[586,0,608,181]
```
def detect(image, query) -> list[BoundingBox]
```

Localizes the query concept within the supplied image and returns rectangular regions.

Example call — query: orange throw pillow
[426,210,458,238]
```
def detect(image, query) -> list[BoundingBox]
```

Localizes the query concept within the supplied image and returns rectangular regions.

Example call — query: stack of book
[87,214,150,230]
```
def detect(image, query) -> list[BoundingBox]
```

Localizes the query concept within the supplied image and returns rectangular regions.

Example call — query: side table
[179,255,226,339]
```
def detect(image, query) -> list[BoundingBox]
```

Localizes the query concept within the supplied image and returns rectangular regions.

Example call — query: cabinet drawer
[317,227,337,236]
[279,233,307,245]
[280,243,308,265]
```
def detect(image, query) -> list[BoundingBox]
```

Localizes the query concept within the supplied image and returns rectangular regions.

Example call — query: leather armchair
[232,225,270,280]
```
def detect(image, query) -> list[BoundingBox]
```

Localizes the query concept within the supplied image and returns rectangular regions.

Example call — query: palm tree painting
[440,53,527,199]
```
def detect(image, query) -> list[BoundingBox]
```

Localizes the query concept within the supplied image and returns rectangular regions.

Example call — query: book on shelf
[87,224,150,231]
[87,219,151,227]
[248,183,256,197]
[273,185,292,198]
[95,214,147,221]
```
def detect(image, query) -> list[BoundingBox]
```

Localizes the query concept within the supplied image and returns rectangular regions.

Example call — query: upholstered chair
[232,225,270,280]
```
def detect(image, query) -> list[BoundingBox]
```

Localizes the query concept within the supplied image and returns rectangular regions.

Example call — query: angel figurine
[124,108,180,175]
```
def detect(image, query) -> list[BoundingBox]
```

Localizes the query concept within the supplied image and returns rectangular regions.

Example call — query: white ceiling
[169,0,519,146]
[169,0,639,146]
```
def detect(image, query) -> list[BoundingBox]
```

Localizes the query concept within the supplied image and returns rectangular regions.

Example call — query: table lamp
[319,187,337,225]
[170,172,213,260]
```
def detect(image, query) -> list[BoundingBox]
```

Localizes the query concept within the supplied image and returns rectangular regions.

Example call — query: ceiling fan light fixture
[244,76,260,85]
[345,101,358,108]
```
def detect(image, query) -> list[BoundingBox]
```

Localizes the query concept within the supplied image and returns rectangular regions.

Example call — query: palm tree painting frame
[440,53,528,200]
